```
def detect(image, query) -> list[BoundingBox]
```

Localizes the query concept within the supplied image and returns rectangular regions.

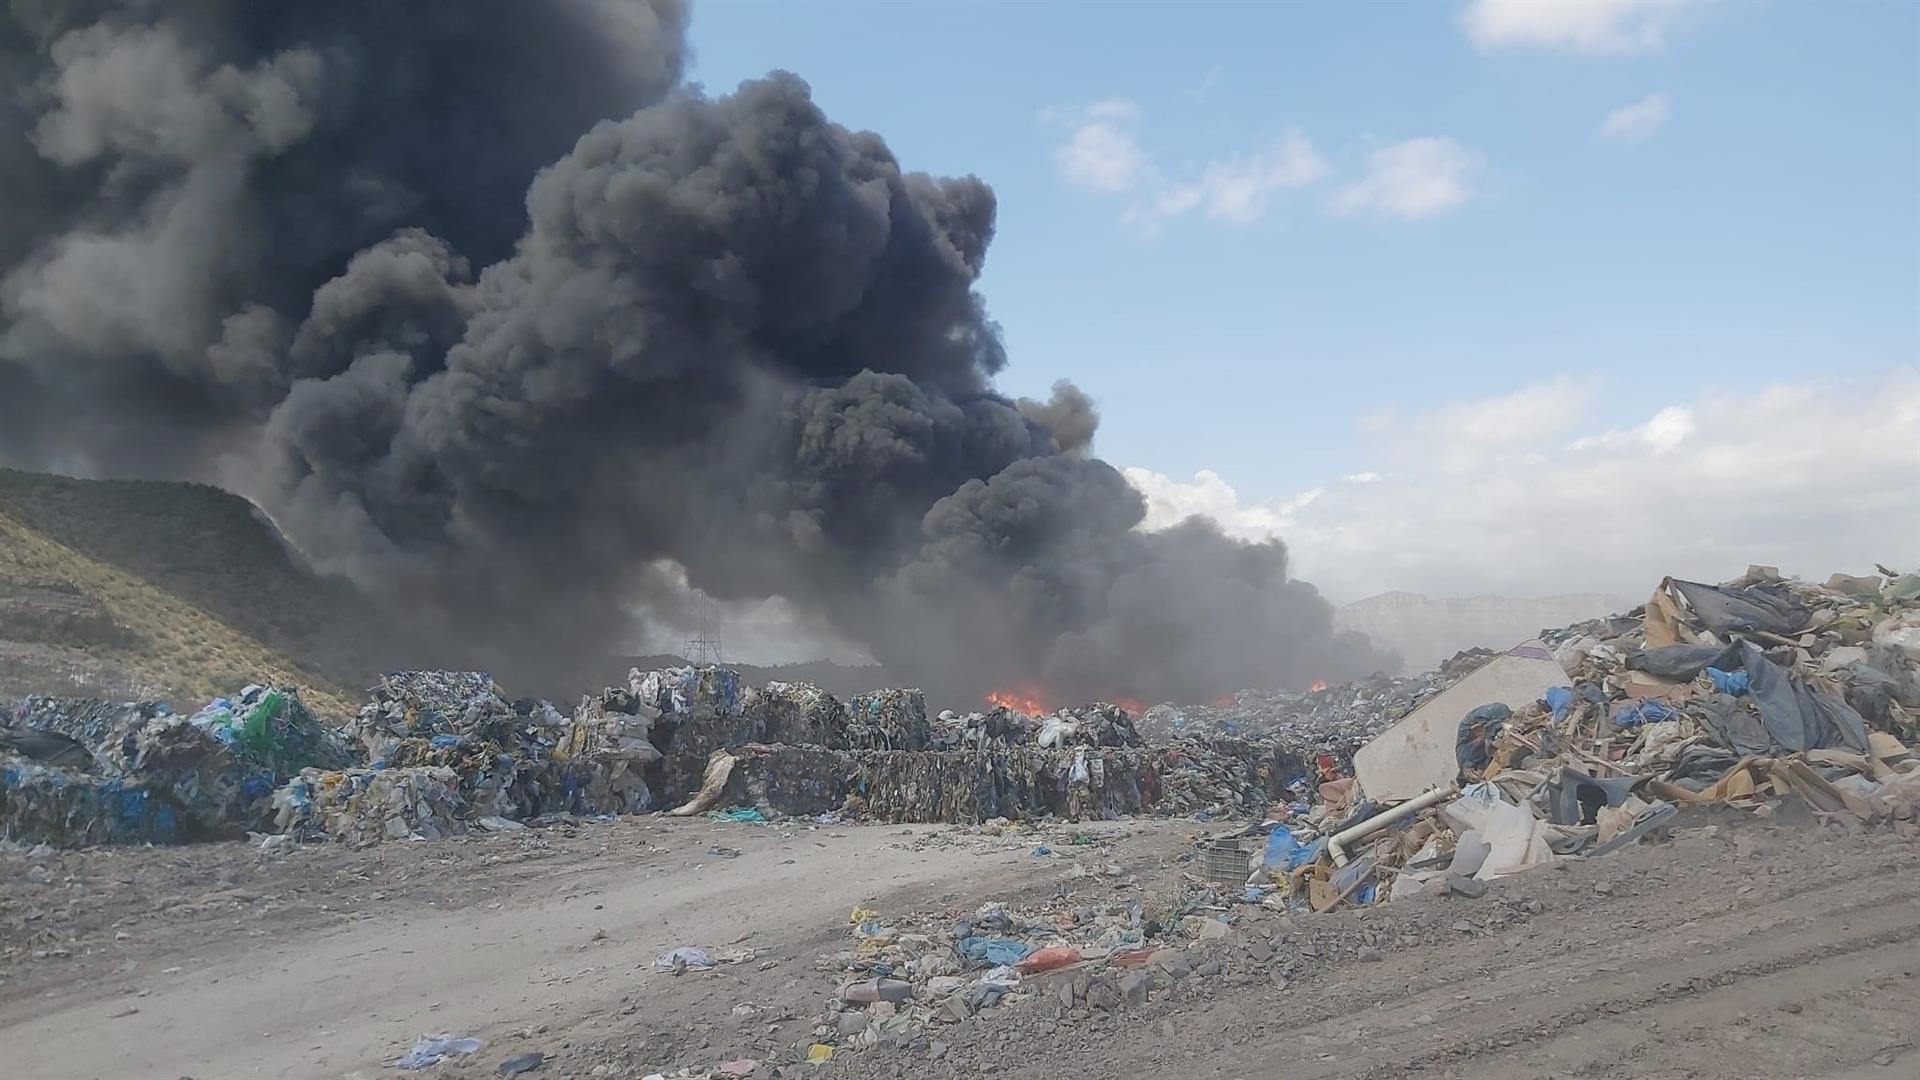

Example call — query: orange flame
[1309,679,1328,693]
[1209,694,1235,708]
[986,688,1051,715]
[984,689,1145,715]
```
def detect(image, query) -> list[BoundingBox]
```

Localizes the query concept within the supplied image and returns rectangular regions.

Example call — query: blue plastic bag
[960,936,1034,966]
[1706,667,1749,696]
[1612,698,1680,728]
[1261,826,1298,873]
[1288,836,1327,871]
[1545,686,1575,721]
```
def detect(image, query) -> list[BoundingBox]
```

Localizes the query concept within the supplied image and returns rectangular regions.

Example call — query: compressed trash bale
[743,682,848,748]
[845,688,930,751]
[930,706,1033,751]
[1035,703,1145,749]
[849,747,1196,824]
[12,696,167,761]
[0,753,184,846]
[0,726,95,769]
[852,750,1020,823]
[629,666,744,720]
[14,687,350,839]
[349,671,508,762]
[273,766,465,843]
[546,696,663,815]
[633,667,755,805]
[105,714,278,835]
[725,743,850,816]
[183,684,355,777]
[219,685,353,774]
[382,737,543,820]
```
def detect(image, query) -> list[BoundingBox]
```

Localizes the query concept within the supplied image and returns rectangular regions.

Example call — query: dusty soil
[0,815,1193,1078]
[4,811,1917,1080]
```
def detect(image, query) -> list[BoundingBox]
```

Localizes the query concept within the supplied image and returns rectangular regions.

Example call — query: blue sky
[688,1,1920,602]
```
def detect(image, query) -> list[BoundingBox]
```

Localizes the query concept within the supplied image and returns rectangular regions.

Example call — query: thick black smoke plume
[0,1,1394,704]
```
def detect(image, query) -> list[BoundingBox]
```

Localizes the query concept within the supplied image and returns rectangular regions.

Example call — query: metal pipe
[1328,785,1457,867]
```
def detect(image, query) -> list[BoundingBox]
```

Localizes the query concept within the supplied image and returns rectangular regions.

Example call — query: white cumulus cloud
[1599,92,1672,140]
[1331,137,1481,220]
[1461,0,1703,54]
[1568,404,1696,454]
[1123,467,1321,539]
[1124,370,1920,604]
[1130,131,1328,226]
[1051,98,1146,193]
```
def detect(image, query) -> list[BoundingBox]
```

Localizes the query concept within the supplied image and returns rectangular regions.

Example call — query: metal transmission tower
[681,594,724,667]
[682,634,724,667]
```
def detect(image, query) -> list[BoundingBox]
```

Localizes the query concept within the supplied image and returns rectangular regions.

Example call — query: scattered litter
[655,947,715,973]
[391,1034,482,1070]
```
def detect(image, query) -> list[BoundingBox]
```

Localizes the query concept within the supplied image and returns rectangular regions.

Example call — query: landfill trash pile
[1,685,351,846]
[610,672,1304,826]
[1,660,1319,845]
[1210,564,1920,921]
[1141,649,1497,762]
[12,563,1906,851]
[273,765,465,844]
[646,737,1302,827]
[0,756,183,846]
[844,688,932,751]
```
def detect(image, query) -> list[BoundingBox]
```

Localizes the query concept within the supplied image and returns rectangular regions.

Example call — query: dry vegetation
[0,476,359,716]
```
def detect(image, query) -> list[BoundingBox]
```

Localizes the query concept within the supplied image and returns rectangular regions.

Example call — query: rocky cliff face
[1336,590,1633,673]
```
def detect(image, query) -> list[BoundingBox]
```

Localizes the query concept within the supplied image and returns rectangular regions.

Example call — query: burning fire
[1309,679,1328,693]
[1209,694,1235,708]
[986,688,1051,715]
[984,690,1147,716]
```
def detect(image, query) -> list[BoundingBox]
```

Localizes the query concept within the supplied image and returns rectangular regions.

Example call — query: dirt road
[1,816,1188,1078]
[5,813,1916,1079]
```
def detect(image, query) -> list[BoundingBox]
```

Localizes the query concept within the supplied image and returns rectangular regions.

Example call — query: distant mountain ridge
[1336,589,1634,674]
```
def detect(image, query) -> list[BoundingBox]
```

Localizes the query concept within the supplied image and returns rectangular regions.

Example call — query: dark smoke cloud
[0,2,1394,704]
[1,0,688,470]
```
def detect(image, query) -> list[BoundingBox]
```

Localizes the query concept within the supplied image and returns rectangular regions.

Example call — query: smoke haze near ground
[0,1,1394,704]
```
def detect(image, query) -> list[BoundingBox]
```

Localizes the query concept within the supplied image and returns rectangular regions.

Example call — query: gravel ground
[4,809,1916,1079]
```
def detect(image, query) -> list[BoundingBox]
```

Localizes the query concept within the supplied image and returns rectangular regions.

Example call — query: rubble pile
[1219,565,1920,921]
